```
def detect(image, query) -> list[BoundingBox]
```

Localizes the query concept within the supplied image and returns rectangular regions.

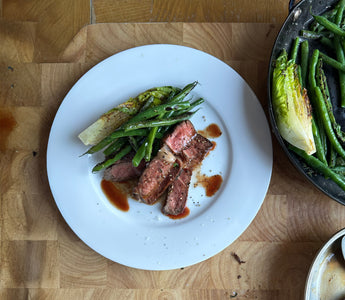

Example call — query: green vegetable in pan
[272,49,316,155]
[290,145,345,191]
[271,0,345,193]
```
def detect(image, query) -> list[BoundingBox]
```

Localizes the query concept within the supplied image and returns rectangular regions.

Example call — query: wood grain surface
[1,1,345,300]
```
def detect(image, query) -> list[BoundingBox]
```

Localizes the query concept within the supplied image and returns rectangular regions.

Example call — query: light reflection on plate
[47,44,272,270]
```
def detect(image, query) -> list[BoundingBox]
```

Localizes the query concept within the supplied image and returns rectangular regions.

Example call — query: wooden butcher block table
[1,1,345,299]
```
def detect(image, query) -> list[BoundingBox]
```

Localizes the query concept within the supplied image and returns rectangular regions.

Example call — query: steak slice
[135,145,181,204]
[162,168,192,215]
[103,152,146,182]
[164,120,196,154]
[182,134,213,169]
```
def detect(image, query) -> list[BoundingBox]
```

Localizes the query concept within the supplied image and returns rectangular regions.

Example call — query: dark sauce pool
[101,179,129,212]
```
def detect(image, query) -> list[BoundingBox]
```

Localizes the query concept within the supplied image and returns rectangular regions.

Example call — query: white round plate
[47,44,272,270]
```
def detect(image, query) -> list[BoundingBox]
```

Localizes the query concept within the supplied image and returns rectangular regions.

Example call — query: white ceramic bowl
[305,228,345,300]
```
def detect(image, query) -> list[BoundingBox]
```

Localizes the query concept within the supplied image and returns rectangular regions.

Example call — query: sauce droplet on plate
[195,172,223,197]
[101,179,129,211]
[198,123,222,138]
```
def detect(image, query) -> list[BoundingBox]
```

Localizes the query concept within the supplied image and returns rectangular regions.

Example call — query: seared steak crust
[181,134,213,169]
[162,168,192,215]
[136,120,213,212]
[135,145,182,204]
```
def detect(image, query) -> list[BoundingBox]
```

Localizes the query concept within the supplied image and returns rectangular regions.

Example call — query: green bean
[103,137,127,157]
[341,38,345,59]
[316,58,345,142]
[329,145,338,168]
[310,8,338,32]
[103,131,163,161]
[144,109,165,162]
[300,40,309,88]
[82,128,150,155]
[333,35,345,107]
[124,101,190,126]
[145,127,159,162]
[132,82,195,124]
[168,81,198,104]
[132,139,147,167]
[316,58,330,103]
[335,0,345,25]
[312,14,345,37]
[320,36,335,49]
[312,118,328,165]
[85,81,203,170]
[336,156,345,166]
[133,86,191,161]
[319,51,345,72]
[164,87,182,102]
[308,49,319,91]
[189,97,204,109]
[313,86,345,159]
[289,145,345,191]
[92,144,132,172]
[128,136,139,151]
[308,50,328,154]
[332,165,345,175]
[124,112,195,131]
[290,37,300,63]
[172,98,204,117]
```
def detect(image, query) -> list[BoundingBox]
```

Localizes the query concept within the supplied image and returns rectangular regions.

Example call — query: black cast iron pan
[268,0,345,205]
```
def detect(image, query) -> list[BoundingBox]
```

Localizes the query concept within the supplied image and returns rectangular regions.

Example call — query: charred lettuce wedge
[272,50,316,155]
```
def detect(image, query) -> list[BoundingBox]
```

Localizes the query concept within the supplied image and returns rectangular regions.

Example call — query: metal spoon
[341,235,345,260]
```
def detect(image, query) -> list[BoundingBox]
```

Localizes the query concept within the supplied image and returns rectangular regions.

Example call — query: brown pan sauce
[101,123,223,218]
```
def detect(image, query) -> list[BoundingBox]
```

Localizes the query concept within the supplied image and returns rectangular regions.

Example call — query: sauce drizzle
[195,172,223,197]
[101,179,129,211]
[100,122,222,215]
[198,123,222,138]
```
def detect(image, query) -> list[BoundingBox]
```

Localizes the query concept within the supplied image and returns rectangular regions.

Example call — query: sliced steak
[162,168,192,215]
[182,134,213,169]
[134,120,213,208]
[103,152,146,182]
[135,145,181,204]
[164,120,196,154]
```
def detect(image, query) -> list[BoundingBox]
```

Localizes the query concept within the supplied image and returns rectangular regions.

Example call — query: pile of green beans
[282,0,345,191]
[85,81,204,172]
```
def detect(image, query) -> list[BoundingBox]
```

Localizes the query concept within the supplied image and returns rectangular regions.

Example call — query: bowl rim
[304,227,345,299]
